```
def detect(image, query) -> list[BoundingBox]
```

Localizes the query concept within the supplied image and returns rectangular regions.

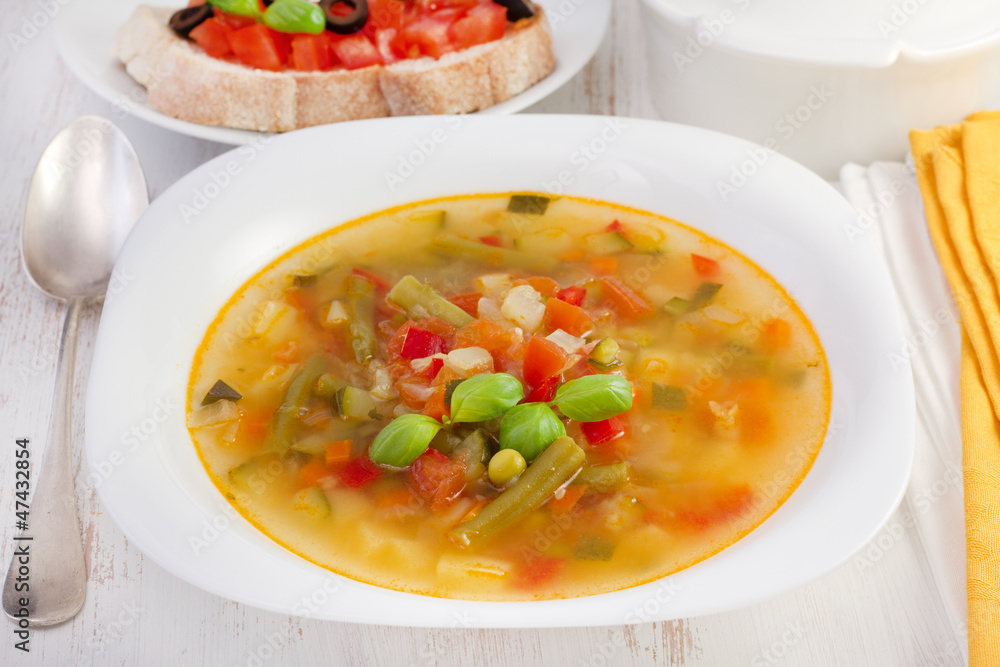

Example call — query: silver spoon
[3,116,148,626]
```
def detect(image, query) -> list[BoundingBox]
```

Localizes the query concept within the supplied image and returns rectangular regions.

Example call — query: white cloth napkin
[839,161,967,655]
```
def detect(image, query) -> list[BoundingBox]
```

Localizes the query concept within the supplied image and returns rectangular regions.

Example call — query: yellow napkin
[911,114,1000,665]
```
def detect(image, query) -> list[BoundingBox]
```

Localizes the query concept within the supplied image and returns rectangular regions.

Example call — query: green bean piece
[264,355,327,452]
[573,462,630,493]
[347,274,377,363]
[387,274,474,327]
[449,435,586,548]
[431,234,557,273]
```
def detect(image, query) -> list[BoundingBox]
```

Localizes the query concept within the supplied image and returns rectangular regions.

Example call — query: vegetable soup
[186,193,830,600]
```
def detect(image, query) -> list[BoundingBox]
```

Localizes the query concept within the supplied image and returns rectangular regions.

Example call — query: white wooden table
[0,0,969,664]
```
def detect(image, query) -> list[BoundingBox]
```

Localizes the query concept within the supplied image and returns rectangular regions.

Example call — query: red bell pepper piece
[338,456,382,488]
[400,326,449,359]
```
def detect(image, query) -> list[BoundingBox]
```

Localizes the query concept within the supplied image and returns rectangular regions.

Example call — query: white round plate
[86,115,914,627]
[54,0,611,145]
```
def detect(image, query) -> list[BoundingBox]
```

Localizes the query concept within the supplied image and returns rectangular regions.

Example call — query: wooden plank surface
[0,0,965,664]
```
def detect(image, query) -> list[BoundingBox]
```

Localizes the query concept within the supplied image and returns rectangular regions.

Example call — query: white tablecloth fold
[840,161,967,657]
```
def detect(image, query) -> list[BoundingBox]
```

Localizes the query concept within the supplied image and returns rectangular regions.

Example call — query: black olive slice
[319,0,369,35]
[169,4,214,40]
[492,0,534,22]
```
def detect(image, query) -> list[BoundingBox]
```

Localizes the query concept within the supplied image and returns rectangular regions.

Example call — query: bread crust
[113,4,555,132]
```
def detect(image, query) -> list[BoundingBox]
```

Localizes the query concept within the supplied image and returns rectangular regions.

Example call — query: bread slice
[112,5,555,132]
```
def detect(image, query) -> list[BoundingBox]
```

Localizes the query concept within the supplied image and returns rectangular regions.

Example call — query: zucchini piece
[513,228,575,256]
[443,378,465,407]
[454,429,491,482]
[663,297,691,316]
[690,282,723,309]
[228,454,282,493]
[651,383,687,411]
[202,379,242,405]
[574,535,616,561]
[290,434,330,457]
[507,194,550,215]
[289,273,317,287]
[387,274,475,327]
[584,231,634,256]
[431,234,557,273]
[292,485,331,519]
[574,462,630,493]
[587,337,621,371]
[336,386,378,420]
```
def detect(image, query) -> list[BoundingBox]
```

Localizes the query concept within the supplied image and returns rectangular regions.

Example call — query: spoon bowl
[3,116,148,626]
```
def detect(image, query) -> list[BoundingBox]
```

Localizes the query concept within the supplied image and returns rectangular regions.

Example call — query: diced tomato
[419,356,444,379]
[373,28,403,64]
[352,267,390,290]
[400,14,459,58]
[556,285,586,307]
[455,318,511,354]
[760,317,792,351]
[291,34,333,72]
[479,235,502,247]
[406,448,465,512]
[581,416,626,446]
[448,292,482,317]
[600,277,653,319]
[227,24,284,71]
[338,456,383,488]
[189,18,233,58]
[523,336,568,388]
[329,33,385,69]
[270,28,293,66]
[400,326,449,359]
[366,0,407,33]
[691,253,720,278]
[237,412,270,441]
[526,375,559,403]
[212,9,257,30]
[543,297,593,337]
[299,458,330,488]
[449,2,507,50]
[516,555,564,589]
[271,340,300,363]
[396,376,433,409]
[606,220,625,233]
[325,439,354,467]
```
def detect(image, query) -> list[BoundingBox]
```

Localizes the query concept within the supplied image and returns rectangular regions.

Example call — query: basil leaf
[262,0,325,34]
[499,403,566,462]
[449,373,524,423]
[368,414,442,468]
[208,0,261,18]
[552,375,632,422]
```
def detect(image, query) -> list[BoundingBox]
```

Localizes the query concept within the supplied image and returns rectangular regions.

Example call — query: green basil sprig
[551,375,632,422]
[499,402,566,462]
[262,0,326,34]
[208,0,261,18]
[368,413,442,468]
[449,373,524,423]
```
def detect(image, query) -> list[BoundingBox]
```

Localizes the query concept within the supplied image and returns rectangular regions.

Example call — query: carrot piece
[691,253,720,278]
[479,235,503,247]
[589,256,618,276]
[422,387,448,421]
[375,485,417,509]
[299,458,329,488]
[517,276,560,298]
[325,439,353,467]
[543,297,593,337]
[760,317,792,351]
[448,292,482,317]
[600,277,653,319]
[548,485,586,514]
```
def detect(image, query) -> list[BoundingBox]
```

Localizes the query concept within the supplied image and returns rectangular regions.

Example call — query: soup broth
[187,193,830,600]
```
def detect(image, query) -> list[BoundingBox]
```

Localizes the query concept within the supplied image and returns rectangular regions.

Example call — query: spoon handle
[3,299,87,626]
